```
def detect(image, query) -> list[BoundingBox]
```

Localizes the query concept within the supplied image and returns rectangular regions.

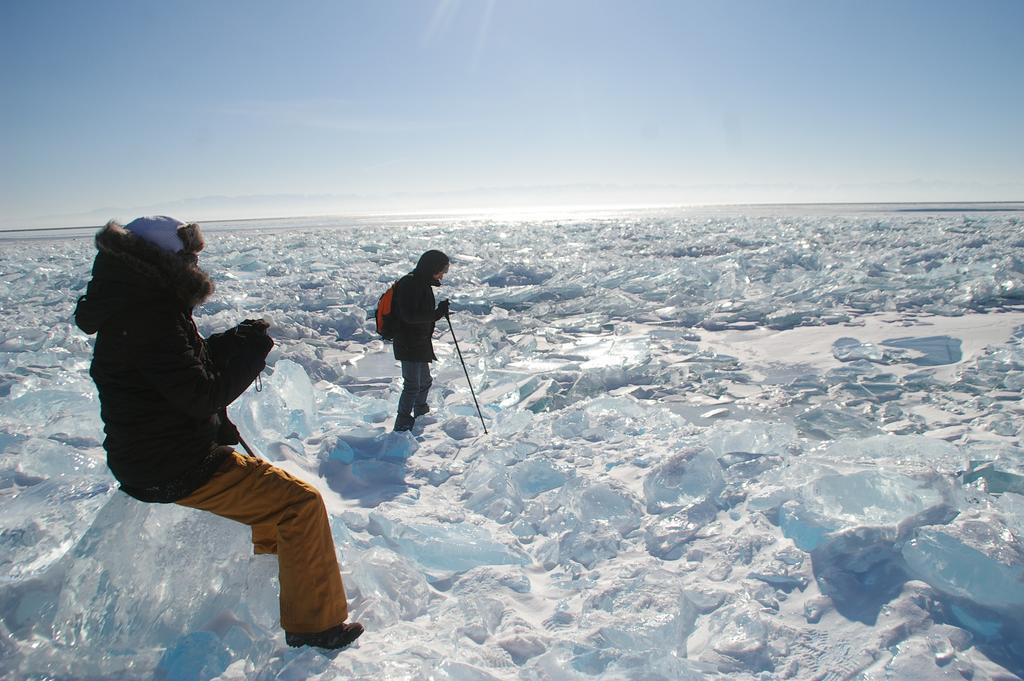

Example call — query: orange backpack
[374,283,398,341]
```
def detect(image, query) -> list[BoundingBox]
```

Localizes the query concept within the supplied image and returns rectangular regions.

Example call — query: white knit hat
[124,216,188,253]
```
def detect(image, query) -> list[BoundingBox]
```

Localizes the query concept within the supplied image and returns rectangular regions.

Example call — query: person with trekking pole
[74,217,363,651]
[391,250,452,431]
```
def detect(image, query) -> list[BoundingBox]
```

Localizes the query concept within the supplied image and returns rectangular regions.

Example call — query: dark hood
[74,221,214,334]
[413,249,449,286]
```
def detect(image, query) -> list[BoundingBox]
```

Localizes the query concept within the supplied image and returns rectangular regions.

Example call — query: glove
[249,332,274,358]
[207,320,273,375]
[436,299,450,317]
[237,318,270,336]
[236,319,273,358]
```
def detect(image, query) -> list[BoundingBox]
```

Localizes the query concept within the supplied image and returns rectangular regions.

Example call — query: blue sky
[2,0,1022,227]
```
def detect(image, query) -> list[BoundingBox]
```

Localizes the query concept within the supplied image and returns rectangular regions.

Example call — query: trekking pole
[238,434,257,458]
[223,406,259,458]
[445,313,488,434]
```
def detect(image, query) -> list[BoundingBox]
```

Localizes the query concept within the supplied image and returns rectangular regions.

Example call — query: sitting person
[74,216,363,649]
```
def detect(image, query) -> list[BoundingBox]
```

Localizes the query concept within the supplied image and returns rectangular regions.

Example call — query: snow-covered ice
[2,205,1024,679]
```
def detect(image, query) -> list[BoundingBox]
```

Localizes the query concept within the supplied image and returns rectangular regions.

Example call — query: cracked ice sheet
[697,310,1024,383]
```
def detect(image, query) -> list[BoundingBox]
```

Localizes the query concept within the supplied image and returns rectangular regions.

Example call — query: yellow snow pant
[176,450,348,634]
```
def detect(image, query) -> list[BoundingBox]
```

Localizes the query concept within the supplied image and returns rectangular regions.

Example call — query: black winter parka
[74,224,272,502]
[392,268,445,362]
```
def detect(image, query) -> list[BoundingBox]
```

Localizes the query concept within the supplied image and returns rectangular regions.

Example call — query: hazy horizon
[4,193,1024,233]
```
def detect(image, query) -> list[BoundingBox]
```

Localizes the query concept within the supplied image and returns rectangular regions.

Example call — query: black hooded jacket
[74,223,272,502]
[392,250,448,362]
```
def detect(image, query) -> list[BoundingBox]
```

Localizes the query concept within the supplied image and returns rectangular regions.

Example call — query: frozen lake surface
[2,205,1024,680]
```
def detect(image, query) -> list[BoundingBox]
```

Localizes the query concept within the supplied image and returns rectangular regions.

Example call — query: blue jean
[397,361,432,417]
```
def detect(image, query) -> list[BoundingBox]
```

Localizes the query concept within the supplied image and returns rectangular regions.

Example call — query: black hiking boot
[285,622,364,650]
[413,404,430,417]
[394,414,415,431]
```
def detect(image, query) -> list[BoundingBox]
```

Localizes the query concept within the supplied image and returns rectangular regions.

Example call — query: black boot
[285,622,364,650]
[413,404,430,417]
[394,414,415,431]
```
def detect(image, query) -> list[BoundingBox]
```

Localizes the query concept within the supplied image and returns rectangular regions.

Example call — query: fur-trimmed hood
[74,221,214,334]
